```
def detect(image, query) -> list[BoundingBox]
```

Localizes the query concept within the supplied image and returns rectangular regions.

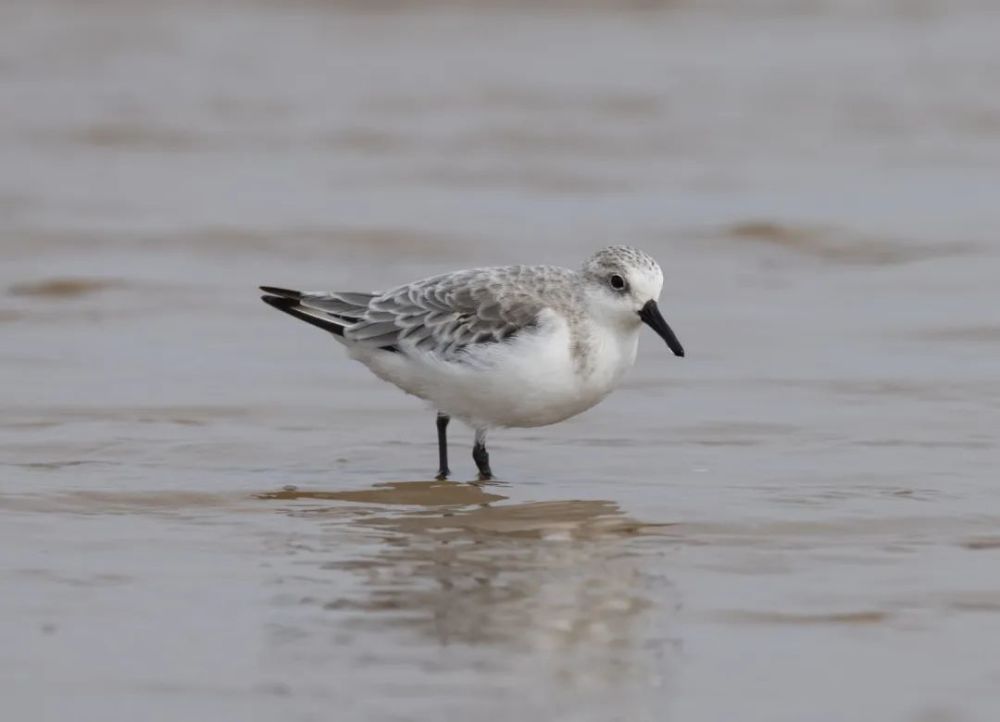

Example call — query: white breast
[353,309,639,429]
[576,317,640,404]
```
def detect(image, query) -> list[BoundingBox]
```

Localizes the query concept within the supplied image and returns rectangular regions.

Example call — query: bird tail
[260,286,374,337]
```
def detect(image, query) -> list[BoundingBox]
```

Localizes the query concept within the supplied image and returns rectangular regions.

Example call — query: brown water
[2,1,1000,720]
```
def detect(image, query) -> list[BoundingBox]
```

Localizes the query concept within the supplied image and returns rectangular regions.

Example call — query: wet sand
[2,1,1000,721]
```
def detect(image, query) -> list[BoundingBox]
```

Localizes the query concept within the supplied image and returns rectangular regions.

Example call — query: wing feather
[341,266,572,360]
[267,266,577,361]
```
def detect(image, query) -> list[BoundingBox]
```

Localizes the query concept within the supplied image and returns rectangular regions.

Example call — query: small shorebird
[261,246,684,480]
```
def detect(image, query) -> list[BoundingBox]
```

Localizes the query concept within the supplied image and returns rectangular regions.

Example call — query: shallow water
[2,1,1000,721]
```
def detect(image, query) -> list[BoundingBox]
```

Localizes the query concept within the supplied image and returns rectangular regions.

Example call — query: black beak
[638,300,685,357]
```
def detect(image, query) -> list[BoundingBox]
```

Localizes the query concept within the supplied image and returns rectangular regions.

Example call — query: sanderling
[261,246,684,480]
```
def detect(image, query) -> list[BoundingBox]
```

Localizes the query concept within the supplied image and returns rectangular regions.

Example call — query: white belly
[352,310,639,429]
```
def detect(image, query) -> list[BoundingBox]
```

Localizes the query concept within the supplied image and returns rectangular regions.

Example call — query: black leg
[472,428,493,481]
[435,412,450,480]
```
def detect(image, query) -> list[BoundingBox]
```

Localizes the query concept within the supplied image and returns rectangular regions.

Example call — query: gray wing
[260,286,378,339]
[345,266,568,359]
[288,290,377,322]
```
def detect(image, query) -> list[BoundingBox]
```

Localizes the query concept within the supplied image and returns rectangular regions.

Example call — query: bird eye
[609,274,626,291]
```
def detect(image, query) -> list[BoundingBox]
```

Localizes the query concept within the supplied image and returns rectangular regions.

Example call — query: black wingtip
[260,294,294,310]
[260,293,345,337]
[259,286,302,298]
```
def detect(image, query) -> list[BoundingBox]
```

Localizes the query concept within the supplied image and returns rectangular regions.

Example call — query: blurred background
[2,1,999,721]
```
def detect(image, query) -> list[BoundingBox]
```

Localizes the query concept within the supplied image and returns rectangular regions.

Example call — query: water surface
[2,1,1000,721]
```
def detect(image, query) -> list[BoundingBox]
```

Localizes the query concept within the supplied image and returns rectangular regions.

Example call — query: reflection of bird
[261,246,684,480]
